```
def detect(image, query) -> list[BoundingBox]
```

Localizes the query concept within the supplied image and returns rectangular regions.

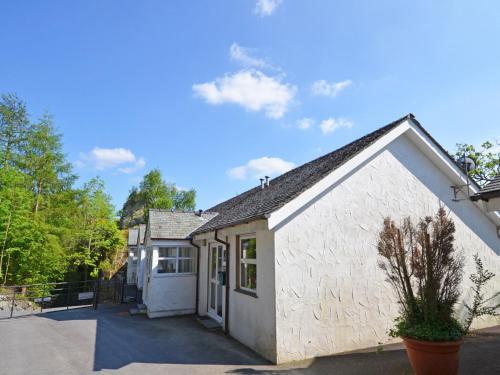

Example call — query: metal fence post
[9,289,16,318]
[94,278,100,310]
[121,277,126,304]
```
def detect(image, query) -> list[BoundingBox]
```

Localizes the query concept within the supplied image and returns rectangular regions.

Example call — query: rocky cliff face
[119,203,145,229]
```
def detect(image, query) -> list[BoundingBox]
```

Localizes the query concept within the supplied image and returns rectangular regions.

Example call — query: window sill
[234,288,258,298]
[154,273,196,278]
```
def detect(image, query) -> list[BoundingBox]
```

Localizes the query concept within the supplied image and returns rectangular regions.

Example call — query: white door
[208,244,225,323]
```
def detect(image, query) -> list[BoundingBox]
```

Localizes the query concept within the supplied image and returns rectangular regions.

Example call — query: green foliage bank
[0,94,125,285]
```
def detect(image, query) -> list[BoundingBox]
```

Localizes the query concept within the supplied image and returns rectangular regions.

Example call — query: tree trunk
[84,234,92,283]
[34,180,43,214]
[3,252,11,285]
[0,212,12,280]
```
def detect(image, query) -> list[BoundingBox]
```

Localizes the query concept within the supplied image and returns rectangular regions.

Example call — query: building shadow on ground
[39,304,500,374]
[42,303,268,371]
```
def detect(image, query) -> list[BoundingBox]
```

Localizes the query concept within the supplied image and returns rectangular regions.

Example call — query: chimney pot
[260,178,265,189]
[265,176,270,187]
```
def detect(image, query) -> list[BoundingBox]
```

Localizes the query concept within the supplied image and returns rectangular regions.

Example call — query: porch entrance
[208,244,225,323]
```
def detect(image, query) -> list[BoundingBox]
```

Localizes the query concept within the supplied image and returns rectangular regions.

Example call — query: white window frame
[130,247,138,264]
[156,246,197,276]
[239,234,257,293]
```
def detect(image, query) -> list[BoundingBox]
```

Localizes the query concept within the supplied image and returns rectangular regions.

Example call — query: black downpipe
[214,229,230,334]
[190,238,201,316]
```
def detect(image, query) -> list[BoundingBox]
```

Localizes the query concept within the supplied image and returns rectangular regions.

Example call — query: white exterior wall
[142,239,197,318]
[136,245,146,290]
[274,134,500,363]
[195,220,278,362]
[126,246,137,285]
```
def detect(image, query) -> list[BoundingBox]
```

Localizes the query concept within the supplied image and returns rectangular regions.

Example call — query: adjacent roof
[474,175,500,200]
[148,209,218,240]
[138,224,146,245]
[194,114,414,234]
[128,228,139,246]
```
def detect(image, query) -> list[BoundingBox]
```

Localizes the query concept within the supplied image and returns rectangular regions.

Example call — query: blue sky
[1,1,499,211]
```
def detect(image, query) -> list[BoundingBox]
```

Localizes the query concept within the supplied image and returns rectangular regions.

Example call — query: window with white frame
[239,236,257,291]
[130,248,138,264]
[157,247,196,274]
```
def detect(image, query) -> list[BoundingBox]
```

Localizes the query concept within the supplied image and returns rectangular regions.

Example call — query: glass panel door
[208,244,224,323]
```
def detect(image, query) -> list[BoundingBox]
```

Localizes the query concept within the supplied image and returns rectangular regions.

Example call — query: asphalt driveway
[0,303,499,374]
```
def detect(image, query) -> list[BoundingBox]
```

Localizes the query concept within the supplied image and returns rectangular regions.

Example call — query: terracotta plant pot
[403,337,463,375]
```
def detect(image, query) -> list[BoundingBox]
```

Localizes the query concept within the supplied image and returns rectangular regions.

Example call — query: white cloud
[193,70,296,119]
[77,147,146,173]
[320,117,353,135]
[311,79,352,97]
[297,117,314,130]
[230,43,269,69]
[254,0,282,17]
[118,157,146,174]
[228,156,295,180]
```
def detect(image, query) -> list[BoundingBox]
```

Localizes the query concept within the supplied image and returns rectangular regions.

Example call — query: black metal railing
[0,275,134,319]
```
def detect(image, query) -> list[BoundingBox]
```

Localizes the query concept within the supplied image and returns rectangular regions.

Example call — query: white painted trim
[153,273,197,279]
[267,119,500,230]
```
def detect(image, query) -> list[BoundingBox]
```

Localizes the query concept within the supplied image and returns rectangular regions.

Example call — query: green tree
[0,94,30,168]
[70,178,125,281]
[20,114,76,214]
[455,141,500,187]
[119,169,196,227]
[0,93,126,286]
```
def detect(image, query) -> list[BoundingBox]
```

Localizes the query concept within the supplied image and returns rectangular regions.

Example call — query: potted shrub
[377,207,499,375]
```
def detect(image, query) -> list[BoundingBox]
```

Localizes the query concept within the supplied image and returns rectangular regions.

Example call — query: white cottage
[141,209,217,318]
[126,228,139,285]
[188,114,500,364]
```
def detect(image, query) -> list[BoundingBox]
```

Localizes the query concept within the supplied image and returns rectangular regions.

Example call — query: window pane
[217,247,223,270]
[159,248,176,258]
[210,283,216,309]
[179,247,193,258]
[178,259,194,273]
[158,259,176,274]
[211,248,217,279]
[240,263,257,290]
[217,284,223,316]
[241,238,256,259]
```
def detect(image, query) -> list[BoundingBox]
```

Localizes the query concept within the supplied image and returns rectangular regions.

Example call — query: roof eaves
[193,213,268,235]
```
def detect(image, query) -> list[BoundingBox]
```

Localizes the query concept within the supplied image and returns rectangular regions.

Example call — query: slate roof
[138,224,146,245]
[148,209,218,240]
[128,228,139,246]
[194,114,414,234]
[475,175,500,199]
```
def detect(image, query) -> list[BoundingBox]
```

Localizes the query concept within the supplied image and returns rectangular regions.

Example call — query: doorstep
[197,315,222,330]
[129,303,147,316]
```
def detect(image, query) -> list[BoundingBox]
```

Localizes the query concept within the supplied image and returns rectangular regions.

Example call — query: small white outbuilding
[141,210,216,318]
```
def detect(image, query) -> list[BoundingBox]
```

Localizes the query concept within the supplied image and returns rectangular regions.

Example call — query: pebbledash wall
[273,133,500,363]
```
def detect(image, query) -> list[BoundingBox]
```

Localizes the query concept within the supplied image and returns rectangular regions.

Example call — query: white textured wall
[136,245,146,290]
[274,134,500,363]
[194,220,277,362]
